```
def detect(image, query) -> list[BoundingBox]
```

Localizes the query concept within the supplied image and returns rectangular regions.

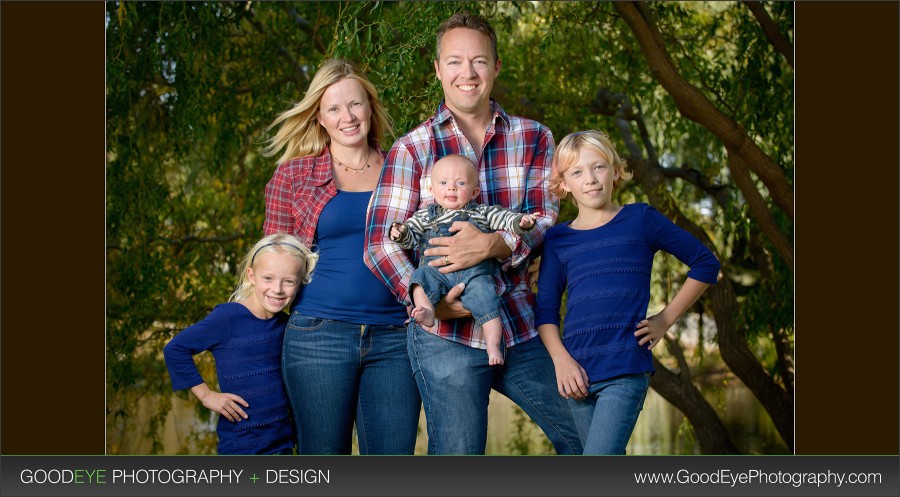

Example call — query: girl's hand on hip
[201,391,249,422]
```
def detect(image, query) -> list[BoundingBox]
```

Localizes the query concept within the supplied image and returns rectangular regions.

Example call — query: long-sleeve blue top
[534,203,720,383]
[163,302,294,454]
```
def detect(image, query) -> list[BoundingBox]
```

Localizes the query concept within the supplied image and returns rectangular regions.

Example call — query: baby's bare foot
[487,345,504,366]
[411,306,436,328]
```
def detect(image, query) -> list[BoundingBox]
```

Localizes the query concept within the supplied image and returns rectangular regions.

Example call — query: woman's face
[317,77,372,150]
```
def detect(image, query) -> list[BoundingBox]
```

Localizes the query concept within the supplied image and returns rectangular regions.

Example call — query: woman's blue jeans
[407,323,582,454]
[282,313,421,454]
[567,372,651,454]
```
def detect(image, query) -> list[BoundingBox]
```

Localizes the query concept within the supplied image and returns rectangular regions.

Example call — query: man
[365,10,582,455]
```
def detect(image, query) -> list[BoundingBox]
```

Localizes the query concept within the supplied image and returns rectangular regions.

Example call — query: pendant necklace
[333,150,372,174]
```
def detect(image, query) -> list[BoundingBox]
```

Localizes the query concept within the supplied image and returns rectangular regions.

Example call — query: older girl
[534,130,720,454]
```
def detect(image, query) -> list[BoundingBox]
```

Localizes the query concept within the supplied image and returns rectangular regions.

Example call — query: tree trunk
[709,277,794,450]
[650,357,740,454]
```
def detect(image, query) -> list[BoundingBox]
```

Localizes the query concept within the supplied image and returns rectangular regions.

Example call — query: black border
[793,1,899,454]
[1,1,106,454]
[0,0,897,461]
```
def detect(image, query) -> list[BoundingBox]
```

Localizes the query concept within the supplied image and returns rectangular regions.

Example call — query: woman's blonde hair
[229,233,319,303]
[262,59,393,164]
[548,130,632,199]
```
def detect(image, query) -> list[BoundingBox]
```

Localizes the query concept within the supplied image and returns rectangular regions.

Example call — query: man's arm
[501,126,559,269]
[364,142,421,305]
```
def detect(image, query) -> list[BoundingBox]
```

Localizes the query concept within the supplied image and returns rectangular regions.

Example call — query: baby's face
[431,157,480,209]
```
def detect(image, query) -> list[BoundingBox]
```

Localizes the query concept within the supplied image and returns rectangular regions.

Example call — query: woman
[261,59,420,454]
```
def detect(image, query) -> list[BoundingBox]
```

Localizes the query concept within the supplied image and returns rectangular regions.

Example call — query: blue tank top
[293,190,407,326]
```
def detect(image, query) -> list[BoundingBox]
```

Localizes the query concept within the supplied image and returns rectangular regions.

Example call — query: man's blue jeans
[407,323,583,454]
[282,313,421,454]
[567,372,651,454]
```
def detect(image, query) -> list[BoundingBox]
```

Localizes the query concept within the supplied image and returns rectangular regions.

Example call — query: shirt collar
[433,99,510,130]
[310,146,335,186]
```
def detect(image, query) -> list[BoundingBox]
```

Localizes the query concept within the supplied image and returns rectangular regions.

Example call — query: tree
[107,1,792,454]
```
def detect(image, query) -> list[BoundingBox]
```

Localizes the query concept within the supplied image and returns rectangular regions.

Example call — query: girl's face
[317,77,372,150]
[561,147,619,213]
[246,251,304,319]
[430,157,481,209]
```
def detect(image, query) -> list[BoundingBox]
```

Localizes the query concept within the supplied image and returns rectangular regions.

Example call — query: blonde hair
[549,130,632,199]
[261,59,393,164]
[433,154,478,182]
[230,234,319,303]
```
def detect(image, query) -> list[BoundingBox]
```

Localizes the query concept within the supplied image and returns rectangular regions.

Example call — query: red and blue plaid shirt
[263,143,386,245]
[364,101,559,349]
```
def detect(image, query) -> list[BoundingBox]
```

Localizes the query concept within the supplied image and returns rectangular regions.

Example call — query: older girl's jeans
[567,372,651,454]
[282,313,421,454]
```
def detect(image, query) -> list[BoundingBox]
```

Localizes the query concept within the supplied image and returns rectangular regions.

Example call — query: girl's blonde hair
[548,130,633,199]
[230,234,319,303]
[261,59,393,164]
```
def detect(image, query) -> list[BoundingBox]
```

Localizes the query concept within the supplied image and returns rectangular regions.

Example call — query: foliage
[107,1,792,454]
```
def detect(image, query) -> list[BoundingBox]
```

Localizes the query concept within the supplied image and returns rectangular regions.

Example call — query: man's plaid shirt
[364,101,559,349]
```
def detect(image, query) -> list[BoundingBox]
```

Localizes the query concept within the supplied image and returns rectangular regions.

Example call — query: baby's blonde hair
[549,130,632,199]
[230,234,318,303]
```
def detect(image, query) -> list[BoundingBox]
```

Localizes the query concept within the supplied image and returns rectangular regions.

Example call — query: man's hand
[424,222,511,274]
[433,282,472,320]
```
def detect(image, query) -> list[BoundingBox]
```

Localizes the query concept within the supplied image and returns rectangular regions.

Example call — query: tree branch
[243,5,313,86]
[744,2,794,68]
[659,165,732,210]
[614,2,794,220]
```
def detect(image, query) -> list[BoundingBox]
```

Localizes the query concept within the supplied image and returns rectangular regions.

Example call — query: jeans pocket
[287,314,328,331]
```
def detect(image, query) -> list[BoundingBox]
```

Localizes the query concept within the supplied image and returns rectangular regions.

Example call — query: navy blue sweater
[163,302,294,454]
[534,203,720,383]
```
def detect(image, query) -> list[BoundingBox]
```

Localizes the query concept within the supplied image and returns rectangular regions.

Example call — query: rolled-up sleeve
[364,142,421,305]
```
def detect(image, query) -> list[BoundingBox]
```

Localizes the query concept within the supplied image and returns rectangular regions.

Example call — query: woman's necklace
[333,149,373,174]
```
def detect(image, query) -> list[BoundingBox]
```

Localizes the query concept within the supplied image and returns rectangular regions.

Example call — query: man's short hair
[435,10,499,63]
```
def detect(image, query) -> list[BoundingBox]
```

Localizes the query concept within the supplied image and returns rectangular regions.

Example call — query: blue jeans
[567,372,651,454]
[409,260,500,327]
[282,313,421,454]
[408,324,582,454]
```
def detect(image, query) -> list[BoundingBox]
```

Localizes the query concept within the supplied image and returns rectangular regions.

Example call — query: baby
[390,154,538,365]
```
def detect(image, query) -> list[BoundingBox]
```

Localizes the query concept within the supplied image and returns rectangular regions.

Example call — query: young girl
[534,130,720,455]
[163,234,318,454]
